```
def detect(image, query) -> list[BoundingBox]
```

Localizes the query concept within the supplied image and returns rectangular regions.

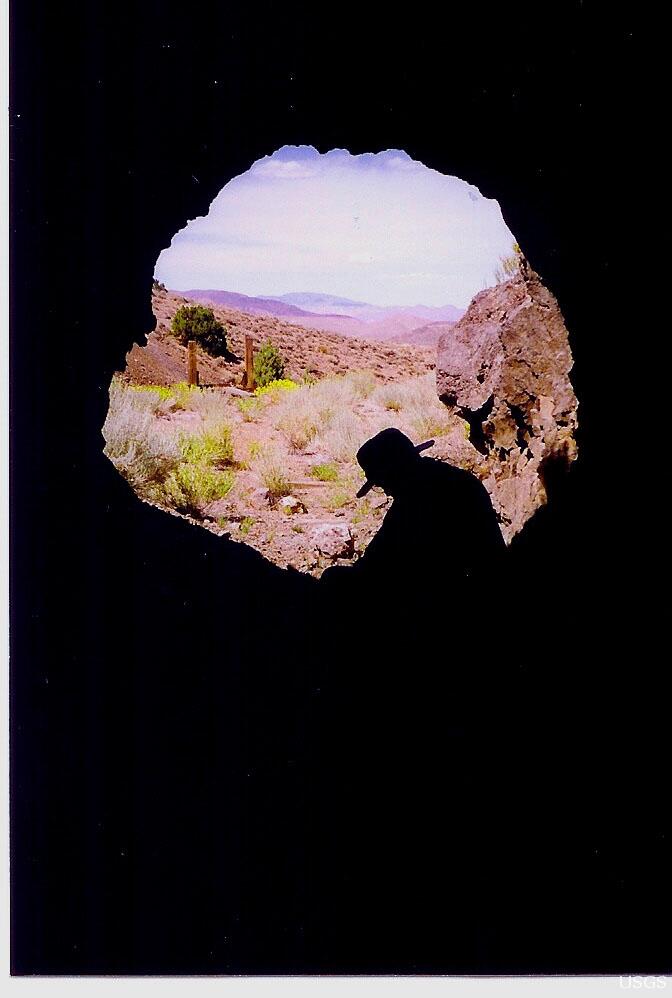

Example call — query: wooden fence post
[187,339,199,386]
[244,335,255,390]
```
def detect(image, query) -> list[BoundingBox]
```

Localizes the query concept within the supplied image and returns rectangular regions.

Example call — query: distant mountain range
[275,292,463,324]
[180,288,463,345]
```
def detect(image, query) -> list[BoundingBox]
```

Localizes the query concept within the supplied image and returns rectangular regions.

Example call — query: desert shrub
[310,462,339,482]
[237,397,263,421]
[103,378,238,515]
[254,378,298,397]
[171,305,228,356]
[129,382,174,403]
[377,385,405,411]
[372,377,424,413]
[345,369,378,399]
[352,497,372,523]
[178,422,233,466]
[272,385,330,451]
[405,404,453,440]
[261,465,292,500]
[325,489,350,511]
[276,407,320,451]
[169,381,201,410]
[319,411,367,463]
[111,380,167,417]
[102,380,181,493]
[253,340,285,387]
[182,386,229,421]
[310,374,356,410]
[252,446,292,499]
[162,462,235,516]
[240,516,254,536]
[368,373,454,441]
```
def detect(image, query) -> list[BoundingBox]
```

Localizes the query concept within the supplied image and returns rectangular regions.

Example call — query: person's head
[356,428,434,498]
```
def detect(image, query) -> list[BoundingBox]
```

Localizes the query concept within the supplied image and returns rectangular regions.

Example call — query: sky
[154,146,517,309]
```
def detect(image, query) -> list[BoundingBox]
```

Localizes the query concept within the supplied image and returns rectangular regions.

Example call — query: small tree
[253,340,285,388]
[171,305,228,357]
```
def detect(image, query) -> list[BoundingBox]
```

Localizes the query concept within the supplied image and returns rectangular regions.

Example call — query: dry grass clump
[345,369,378,399]
[103,378,181,492]
[276,406,321,452]
[272,370,377,454]
[378,373,456,442]
[250,444,293,500]
[268,369,454,462]
[178,420,234,466]
[181,386,230,421]
[318,411,369,463]
[161,463,235,515]
[403,405,454,441]
[103,377,236,515]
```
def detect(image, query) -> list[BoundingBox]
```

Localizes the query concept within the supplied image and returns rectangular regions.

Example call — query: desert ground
[105,286,473,576]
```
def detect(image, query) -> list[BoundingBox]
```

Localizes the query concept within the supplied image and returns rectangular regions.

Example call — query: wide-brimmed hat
[355,428,435,498]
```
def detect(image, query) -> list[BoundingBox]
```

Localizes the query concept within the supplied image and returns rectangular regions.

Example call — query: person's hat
[355,428,435,498]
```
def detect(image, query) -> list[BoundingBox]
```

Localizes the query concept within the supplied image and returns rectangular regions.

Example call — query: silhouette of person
[320,427,505,604]
[309,429,510,965]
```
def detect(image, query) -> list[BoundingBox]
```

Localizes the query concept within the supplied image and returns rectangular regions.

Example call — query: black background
[11,0,667,975]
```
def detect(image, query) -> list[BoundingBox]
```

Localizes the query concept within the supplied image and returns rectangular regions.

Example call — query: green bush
[254,378,297,397]
[162,463,235,516]
[310,462,339,482]
[169,381,201,409]
[129,382,174,402]
[237,397,263,421]
[253,340,285,387]
[171,305,228,356]
[178,423,233,466]
[326,489,350,511]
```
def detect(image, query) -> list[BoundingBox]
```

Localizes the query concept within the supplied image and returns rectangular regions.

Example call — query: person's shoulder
[420,458,494,513]
[422,457,482,490]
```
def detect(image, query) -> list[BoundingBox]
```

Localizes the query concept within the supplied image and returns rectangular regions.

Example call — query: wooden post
[187,339,199,386]
[244,335,255,390]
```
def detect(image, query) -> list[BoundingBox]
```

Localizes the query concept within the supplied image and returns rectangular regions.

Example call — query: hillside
[389,320,457,347]
[124,286,435,386]
[177,287,464,343]
[181,288,319,318]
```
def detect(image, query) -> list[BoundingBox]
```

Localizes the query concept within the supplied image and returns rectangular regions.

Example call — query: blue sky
[155,146,516,308]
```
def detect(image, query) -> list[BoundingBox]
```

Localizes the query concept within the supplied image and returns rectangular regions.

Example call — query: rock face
[435,267,578,541]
